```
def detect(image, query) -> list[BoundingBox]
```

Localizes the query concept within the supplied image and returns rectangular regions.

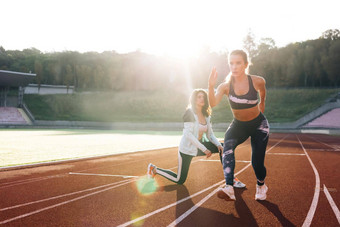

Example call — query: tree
[243,29,258,58]
[321,39,340,86]
[303,45,315,86]
[2,29,340,91]
[0,46,9,70]
[257,38,276,54]
[320,29,340,40]
[65,64,74,93]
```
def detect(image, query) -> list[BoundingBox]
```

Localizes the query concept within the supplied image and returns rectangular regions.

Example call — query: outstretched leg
[199,140,246,188]
[222,123,249,186]
[156,152,193,184]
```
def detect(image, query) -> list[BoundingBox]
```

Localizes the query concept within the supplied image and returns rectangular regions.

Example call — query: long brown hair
[230,49,249,65]
[188,89,211,117]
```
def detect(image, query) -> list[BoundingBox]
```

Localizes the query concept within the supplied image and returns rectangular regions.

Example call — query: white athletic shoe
[255,184,268,200]
[147,163,157,178]
[217,185,236,201]
[233,177,246,188]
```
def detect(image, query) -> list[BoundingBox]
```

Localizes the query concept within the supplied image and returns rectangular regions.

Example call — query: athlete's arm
[206,118,222,147]
[208,68,228,107]
[209,83,228,108]
[206,122,223,157]
[254,76,266,113]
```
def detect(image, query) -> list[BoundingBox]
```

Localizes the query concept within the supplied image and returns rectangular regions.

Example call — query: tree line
[0,29,339,90]
[248,29,340,87]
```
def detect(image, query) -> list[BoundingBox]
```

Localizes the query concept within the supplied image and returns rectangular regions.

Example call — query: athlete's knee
[176,172,189,184]
[177,178,187,185]
[257,119,270,140]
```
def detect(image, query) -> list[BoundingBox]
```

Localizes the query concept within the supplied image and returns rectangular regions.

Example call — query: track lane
[0,133,339,226]
[298,134,340,226]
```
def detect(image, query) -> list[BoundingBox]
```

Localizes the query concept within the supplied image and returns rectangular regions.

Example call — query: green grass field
[24,88,339,123]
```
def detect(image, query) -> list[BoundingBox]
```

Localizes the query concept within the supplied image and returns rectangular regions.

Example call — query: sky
[1,0,339,58]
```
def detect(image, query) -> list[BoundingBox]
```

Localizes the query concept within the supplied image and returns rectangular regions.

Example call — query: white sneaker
[217,185,236,201]
[255,184,268,200]
[233,177,246,188]
[147,163,157,178]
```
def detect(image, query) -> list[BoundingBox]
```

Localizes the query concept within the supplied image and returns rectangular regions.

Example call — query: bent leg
[156,152,193,184]
[222,124,248,186]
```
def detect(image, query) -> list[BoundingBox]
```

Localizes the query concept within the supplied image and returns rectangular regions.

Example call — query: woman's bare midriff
[231,105,261,121]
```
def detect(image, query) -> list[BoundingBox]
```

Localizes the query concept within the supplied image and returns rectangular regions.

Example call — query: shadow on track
[163,185,259,226]
[257,200,295,227]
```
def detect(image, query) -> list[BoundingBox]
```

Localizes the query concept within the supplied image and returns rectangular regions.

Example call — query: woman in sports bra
[147,89,246,188]
[208,50,270,201]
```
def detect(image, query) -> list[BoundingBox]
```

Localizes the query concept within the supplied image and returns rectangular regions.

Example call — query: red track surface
[1,133,339,226]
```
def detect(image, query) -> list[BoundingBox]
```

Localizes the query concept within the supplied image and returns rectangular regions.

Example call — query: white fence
[25,84,74,95]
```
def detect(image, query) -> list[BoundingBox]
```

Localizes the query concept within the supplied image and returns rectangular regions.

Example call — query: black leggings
[156,141,221,184]
[222,113,269,186]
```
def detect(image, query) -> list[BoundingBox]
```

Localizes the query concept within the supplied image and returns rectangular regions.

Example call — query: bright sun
[1,0,338,56]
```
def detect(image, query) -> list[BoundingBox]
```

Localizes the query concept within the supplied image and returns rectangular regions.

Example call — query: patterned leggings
[222,113,269,186]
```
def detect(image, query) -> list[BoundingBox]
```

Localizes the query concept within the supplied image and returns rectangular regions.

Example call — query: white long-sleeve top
[178,108,221,156]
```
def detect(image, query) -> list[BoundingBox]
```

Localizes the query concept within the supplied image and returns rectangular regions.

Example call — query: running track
[0,133,339,226]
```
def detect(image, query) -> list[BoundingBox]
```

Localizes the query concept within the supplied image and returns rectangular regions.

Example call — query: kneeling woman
[147,89,245,188]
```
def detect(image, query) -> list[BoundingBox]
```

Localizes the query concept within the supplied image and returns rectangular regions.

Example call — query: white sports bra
[198,123,208,140]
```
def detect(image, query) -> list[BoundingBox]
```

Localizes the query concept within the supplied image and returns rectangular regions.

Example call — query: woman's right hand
[208,67,218,88]
[204,149,212,158]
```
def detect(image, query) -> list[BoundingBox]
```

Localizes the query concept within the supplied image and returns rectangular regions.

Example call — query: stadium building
[0,70,36,125]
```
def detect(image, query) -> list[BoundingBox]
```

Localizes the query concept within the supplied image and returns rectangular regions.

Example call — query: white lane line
[117,179,224,227]
[198,159,251,163]
[168,162,260,227]
[308,149,340,152]
[265,136,289,154]
[168,185,222,227]
[118,164,251,227]
[0,137,282,225]
[297,135,321,227]
[307,134,340,151]
[0,156,210,221]
[306,135,336,149]
[0,144,248,188]
[119,135,287,227]
[0,179,131,212]
[167,134,288,226]
[323,184,340,225]
[0,179,136,225]
[268,153,306,156]
[69,172,138,178]
[0,175,65,189]
[0,158,203,219]
[0,151,187,189]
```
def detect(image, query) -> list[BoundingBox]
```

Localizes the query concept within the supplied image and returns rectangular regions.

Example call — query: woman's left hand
[204,149,212,158]
[218,145,223,156]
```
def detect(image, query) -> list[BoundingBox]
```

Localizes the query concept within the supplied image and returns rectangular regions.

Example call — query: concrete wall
[25,84,74,95]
